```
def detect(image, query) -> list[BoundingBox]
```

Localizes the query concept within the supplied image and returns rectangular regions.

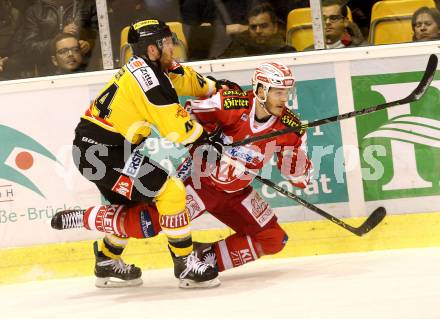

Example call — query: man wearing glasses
[50,33,85,75]
[307,0,365,50]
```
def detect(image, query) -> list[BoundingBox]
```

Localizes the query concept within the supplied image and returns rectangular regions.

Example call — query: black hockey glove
[193,128,225,156]
[205,127,225,156]
[207,76,243,92]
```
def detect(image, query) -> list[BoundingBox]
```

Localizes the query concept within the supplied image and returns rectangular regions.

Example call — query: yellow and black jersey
[76,56,214,146]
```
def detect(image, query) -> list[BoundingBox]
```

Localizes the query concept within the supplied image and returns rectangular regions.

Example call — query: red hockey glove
[277,148,313,189]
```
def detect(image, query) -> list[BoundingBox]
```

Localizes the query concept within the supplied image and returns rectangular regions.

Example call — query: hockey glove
[204,127,225,156]
[207,76,243,92]
[192,127,225,157]
[277,148,313,189]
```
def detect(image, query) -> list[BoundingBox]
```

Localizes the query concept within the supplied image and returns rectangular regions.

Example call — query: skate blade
[95,277,143,288]
[178,277,221,289]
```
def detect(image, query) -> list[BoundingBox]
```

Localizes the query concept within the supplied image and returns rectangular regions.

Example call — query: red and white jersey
[186,89,307,193]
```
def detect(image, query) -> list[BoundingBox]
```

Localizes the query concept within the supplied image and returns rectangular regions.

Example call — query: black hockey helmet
[128,19,177,56]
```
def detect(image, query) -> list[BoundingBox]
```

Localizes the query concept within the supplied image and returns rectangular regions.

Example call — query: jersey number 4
[95,83,118,119]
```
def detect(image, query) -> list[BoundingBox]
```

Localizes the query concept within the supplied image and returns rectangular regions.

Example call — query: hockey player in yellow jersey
[71,19,222,289]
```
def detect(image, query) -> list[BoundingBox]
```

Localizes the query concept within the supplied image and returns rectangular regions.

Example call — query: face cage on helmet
[132,32,179,59]
[155,32,180,50]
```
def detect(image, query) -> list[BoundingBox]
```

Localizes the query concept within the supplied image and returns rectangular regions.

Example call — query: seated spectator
[50,33,85,75]
[306,0,365,50]
[412,6,440,41]
[0,0,23,80]
[220,2,295,58]
[22,0,98,76]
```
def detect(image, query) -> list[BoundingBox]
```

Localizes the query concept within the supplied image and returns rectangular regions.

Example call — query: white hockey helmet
[252,62,295,104]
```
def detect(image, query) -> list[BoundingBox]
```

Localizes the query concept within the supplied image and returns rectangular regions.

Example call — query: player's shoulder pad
[280,109,304,133]
[220,89,250,110]
[125,56,160,93]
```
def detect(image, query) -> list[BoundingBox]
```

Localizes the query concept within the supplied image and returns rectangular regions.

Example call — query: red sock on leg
[83,204,161,238]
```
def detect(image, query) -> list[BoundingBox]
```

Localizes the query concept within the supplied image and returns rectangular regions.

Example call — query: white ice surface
[1,248,440,319]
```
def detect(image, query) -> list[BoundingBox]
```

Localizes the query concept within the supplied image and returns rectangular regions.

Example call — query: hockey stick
[214,152,386,236]
[230,54,438,147]
[255,175,386,236]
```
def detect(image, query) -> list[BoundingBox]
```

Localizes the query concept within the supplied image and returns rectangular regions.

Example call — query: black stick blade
[403,54,438,103]
[356,207,387,236]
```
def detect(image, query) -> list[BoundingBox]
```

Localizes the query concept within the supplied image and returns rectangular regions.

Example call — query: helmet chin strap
[256,87,273,117]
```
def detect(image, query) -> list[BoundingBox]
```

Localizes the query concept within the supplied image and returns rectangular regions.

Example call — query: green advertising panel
[353,71,440,201]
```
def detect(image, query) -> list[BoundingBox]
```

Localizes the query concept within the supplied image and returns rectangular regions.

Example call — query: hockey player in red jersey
[52,62,312,278]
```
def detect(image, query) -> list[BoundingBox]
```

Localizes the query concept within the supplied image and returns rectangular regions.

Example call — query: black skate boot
[170,247,220,289]
[51,209,85,230]
[193,242,218,269]
[93,241,143,288]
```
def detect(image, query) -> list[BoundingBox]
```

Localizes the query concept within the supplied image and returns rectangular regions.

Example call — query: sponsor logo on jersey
[175,105,189,118]
[176,158,192,181]
[114,67,125,81]
[222,90,247,97]
[111,175,134,199]
[159,210,189,229]
[127,57,147,72]
[122,149,144,177]
[140,210,155,237]
[231,249,254,267]
[241,190,273,227]
[185,184,206,220]
[129,60,160,92]
[281,109,304,134]
[227,146,264,164]
[223,97,249,110]
[94,205,119,234]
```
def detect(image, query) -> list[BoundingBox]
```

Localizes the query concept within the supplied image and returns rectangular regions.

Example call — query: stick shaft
[230,54,437,148]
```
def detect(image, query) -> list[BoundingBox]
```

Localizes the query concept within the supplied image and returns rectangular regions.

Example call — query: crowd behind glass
[1,0,439,81]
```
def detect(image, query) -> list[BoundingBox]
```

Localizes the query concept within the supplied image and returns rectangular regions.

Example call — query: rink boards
[1,211,440,284]
[1,42,440,284]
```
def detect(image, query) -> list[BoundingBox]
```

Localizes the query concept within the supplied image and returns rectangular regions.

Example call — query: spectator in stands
[22,0,98,76]
[412,7,440,42]
[50,33,85,75]
[0,0,23,80]
[306,0,365,50]
[220,2,295,58]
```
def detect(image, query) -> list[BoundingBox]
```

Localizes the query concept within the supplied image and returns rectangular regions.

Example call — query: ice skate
[93,241,142,288]
[170,248,220,289]
[51,209,85,230]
